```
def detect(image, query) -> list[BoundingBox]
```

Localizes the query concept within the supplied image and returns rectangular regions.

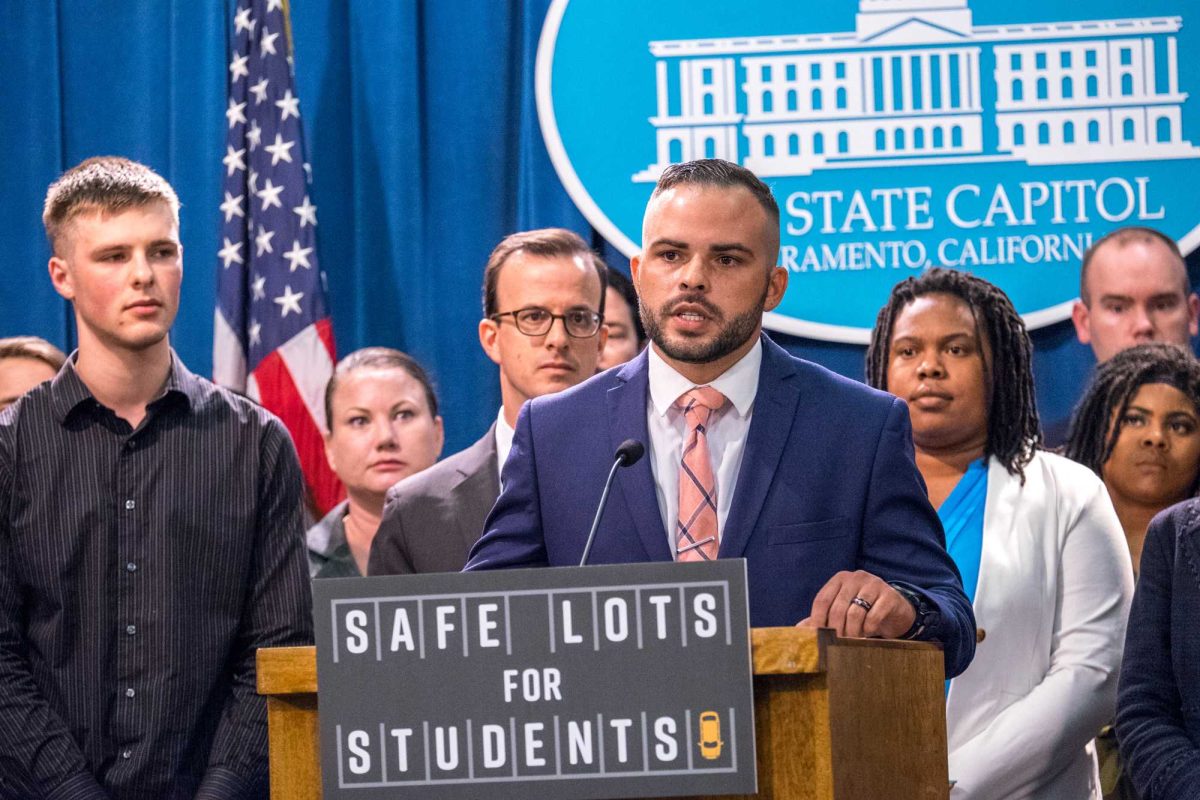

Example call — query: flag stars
[225,98,246,128]
[249,77,269,105]
[219,192,245,223]
[274,286,305,318]
[218,237,244,268]
[247,120,263,151]
[256,179,284,211]
[293,196,317,228]
[249,319,262,346]
[283,240,313,272]
[233,7,256,35]
[267,0,283,11]
[248,169,259,194]
[255,225,275,256]
[222,145,246,176]
[260,28,280,57]
[275,90,300,121]
[251,274,267,301]
[229,54,249,82]
[264,134,295,166]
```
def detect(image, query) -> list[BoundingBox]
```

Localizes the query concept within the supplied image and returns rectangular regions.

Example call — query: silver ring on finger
[850,596,873,612]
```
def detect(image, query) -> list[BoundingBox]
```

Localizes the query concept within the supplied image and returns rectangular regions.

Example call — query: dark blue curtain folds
[1,0,1194,452]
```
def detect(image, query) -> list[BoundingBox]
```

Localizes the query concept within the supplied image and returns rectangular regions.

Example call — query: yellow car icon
[699,710,723,760]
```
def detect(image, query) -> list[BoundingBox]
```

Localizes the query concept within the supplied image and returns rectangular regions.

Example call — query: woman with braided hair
[1065,344,1200,800]
[868,268,1133,800]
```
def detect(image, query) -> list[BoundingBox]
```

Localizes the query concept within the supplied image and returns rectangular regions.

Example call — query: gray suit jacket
[367,424,499,575]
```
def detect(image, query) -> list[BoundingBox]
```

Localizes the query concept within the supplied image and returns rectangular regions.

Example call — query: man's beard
[640,288,766,365]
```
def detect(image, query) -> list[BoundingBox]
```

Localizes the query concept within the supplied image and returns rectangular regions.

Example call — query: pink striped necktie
[674,386,728,562]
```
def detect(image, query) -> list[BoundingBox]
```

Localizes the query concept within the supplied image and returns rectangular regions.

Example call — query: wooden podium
[256,627,948,799]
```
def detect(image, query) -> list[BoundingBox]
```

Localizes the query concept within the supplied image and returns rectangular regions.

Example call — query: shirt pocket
[767,517,851,545]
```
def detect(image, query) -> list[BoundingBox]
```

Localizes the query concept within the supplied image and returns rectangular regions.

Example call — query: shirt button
[125,688,136,698]
[124,499,136,510]
[126,562,138,573]
[122,749,132,760]
[126,625,136,635]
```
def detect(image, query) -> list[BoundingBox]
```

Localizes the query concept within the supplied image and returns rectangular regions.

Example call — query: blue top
[938,458,989,606]
[939,458,988,695]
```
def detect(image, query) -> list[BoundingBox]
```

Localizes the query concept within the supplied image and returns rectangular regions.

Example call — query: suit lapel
[720,337,801,559]
[451,426,500,555]
[974,456,1015,609]
[608,353,672,561]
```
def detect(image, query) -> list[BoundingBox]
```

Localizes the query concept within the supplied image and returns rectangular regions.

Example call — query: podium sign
[313,561,756,799]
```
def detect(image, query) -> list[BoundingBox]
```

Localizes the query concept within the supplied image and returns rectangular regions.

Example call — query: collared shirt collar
[49,349,200,425]
[647,338,762,418]
[495,406,516,469]
[307,500,351,560]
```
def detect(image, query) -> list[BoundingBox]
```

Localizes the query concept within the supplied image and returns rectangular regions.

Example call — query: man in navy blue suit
[465,159,975,677]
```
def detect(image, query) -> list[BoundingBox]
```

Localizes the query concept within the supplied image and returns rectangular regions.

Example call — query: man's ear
[1187,293,1199,338]
[1071,299,1092,345]
[478,318,502,366]
[763,266,789,312]
[48,256,74,301]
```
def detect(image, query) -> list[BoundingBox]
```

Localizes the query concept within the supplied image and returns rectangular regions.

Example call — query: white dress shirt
[646,341,762,557]
[494,407,515,489]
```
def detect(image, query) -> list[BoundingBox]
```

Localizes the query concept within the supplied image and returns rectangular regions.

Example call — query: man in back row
[0,157,311,798]
[1041,225,1200,445]
[466,159,976,678]
[368,228,608,576]
[1072,225,1198,364]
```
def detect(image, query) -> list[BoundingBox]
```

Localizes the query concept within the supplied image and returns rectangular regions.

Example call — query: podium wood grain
[256,627,948,799]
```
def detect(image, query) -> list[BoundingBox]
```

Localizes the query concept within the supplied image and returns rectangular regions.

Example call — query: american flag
[213,0,342,514]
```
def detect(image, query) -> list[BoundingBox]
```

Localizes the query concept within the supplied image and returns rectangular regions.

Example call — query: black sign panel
[313,561,756,799]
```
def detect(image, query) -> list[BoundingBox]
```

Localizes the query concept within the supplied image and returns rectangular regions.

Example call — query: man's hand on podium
[795,570,917,639]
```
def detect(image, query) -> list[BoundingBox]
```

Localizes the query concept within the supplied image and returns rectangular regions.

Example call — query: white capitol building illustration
[634,0,1199,180]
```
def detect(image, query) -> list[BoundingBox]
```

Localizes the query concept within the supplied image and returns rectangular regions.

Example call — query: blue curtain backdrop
[1,0,1196,453]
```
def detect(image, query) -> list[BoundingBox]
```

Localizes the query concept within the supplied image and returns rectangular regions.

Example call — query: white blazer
[946,451,1134,800]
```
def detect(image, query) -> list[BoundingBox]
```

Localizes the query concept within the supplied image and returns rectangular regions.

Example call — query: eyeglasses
[490,307,603,338]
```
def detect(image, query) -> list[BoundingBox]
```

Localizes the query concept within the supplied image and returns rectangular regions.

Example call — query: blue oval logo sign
[537,0,1200,342]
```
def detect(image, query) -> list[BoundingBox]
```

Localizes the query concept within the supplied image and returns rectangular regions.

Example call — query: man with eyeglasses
[368,228,607,576]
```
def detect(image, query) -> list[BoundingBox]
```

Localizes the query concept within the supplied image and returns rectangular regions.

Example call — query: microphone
[579,440,645,567]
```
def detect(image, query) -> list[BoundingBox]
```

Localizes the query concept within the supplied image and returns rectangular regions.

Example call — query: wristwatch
[889,583,939,640]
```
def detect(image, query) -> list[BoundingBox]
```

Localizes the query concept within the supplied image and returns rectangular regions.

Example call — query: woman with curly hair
[1065,343,1200,573]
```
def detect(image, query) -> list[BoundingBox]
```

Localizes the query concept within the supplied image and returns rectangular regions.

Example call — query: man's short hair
[481,228,608,318]
[651,159,780,232]
[605,267,646,346]
[1079,225,1186,305]
[43,156,181,256]
[0,336,67,372]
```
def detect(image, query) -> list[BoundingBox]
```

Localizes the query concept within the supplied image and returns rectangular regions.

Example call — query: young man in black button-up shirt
[0,156,313,799]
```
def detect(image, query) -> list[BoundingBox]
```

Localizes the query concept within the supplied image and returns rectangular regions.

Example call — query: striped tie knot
[675,386,727,430]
